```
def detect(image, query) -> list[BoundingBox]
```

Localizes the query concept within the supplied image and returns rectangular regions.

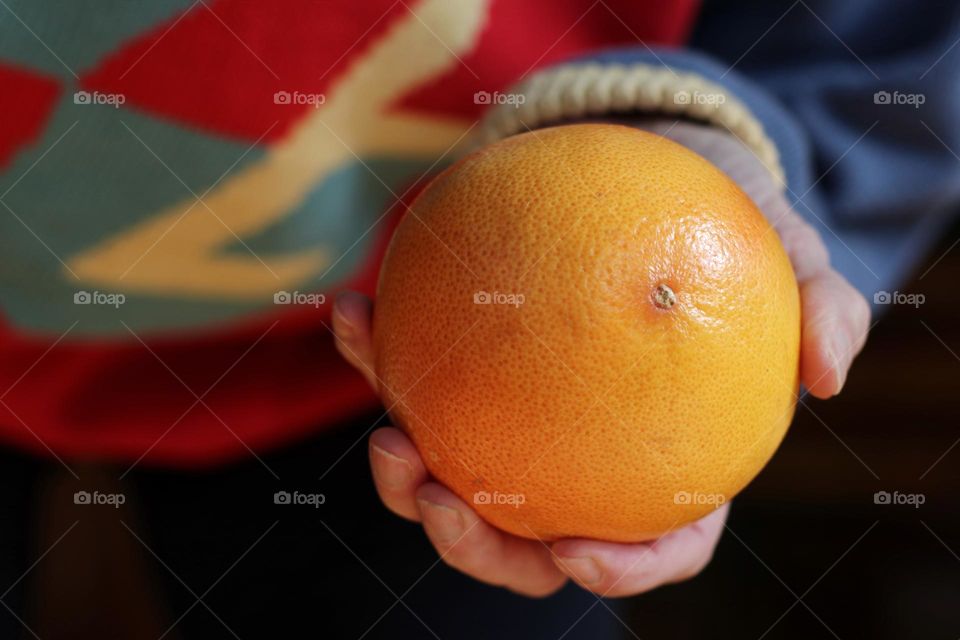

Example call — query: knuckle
[781,219,829,274]
[432,528,494,573]
[829,271,871,329]
[434,537,472,568]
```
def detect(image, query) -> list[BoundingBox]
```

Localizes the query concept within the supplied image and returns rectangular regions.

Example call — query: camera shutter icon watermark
[673,90,725,106]
[473,291,524,307]
[274,90,325,108]
[73,90,125,108]
[674,490,726,506]
[473,91,525,108]
[874,490,924,508]
[473,490,525,508]
[873,290,924,307]
[274,291,326,307]
[873,90,925,108]
[74,290,125,308]
[274,490,325,508]
[74,490,125,508]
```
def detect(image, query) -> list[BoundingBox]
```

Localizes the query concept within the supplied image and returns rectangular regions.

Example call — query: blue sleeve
[571,1,960,305]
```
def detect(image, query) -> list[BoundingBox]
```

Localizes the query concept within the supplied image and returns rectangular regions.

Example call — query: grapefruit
[373,124,800,542]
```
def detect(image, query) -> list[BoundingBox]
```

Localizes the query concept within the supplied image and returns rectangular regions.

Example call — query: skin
[331,121,871,598]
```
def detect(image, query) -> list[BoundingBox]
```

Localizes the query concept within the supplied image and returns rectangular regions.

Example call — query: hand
[331,120,870,598]
[333,291,729,598]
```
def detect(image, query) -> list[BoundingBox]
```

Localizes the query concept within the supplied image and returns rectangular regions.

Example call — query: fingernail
[335,290,358,306]
[418,499,465,546]
[333,308,357,339]
[333,291,362,322]
[371,445,413,489]
[557,557,602,586]
[335,291,366,318]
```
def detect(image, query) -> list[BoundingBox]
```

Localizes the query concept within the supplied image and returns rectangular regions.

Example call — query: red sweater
[0,0,697,465]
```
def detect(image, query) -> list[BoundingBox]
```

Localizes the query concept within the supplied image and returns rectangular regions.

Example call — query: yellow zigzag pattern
[69,0,487,299]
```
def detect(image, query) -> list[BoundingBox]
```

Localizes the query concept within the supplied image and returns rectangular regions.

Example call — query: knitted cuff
[476,63,786,188]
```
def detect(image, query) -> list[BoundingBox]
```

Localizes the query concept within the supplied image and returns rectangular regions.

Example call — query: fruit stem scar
[653,283,676,309]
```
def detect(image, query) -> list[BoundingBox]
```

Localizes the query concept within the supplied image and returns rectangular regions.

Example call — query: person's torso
[0,0,697,464]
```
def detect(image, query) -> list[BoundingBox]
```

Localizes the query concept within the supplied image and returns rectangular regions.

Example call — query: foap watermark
[274,490,326,508]
[73,90,126,108]
[873,90,925,109]
[74,290,126,308]
[674,491,726,507]
[673,90,726,106]
[874,490,925,508]
[474,490,525,509]
[474,90,526,108]
[74,490,126,508]
[874,290,924,307]
[274,90,326,108]
[473,290,524,307]
[274,291,326,308]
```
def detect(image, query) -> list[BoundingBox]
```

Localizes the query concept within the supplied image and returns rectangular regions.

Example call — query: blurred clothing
[0,0,695,463]
[0,0,956,464]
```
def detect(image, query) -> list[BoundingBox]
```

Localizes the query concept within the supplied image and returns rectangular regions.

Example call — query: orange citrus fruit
[373,124,800,542]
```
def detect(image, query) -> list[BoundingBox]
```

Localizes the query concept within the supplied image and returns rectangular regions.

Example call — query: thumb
[331,291,379,389]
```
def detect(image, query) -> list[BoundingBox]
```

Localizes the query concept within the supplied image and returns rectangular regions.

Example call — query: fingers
[369,427,429,521]
[774,210,830,283]
[370,430,567,597]
[767,207,870,398]
[331,291,378,389]
[415,483,568,598]
[551,504,729,598]
[799,269,871,398]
